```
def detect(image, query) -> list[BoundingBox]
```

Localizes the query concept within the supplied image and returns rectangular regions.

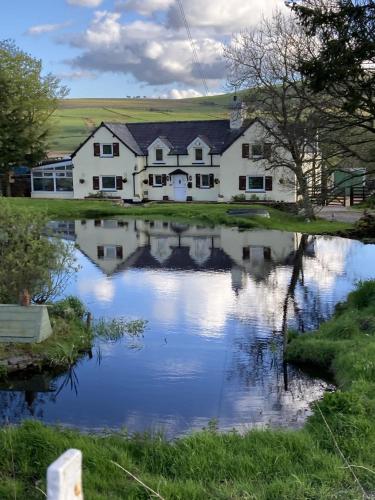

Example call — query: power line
[176,0,209,96]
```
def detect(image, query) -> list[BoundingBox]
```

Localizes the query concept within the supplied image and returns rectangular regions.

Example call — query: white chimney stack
[230,95,247,129]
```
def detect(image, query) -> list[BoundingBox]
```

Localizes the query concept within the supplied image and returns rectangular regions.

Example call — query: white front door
[172,175,187,202]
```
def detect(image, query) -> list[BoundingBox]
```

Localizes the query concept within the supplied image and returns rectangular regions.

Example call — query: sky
[0,0,286,98]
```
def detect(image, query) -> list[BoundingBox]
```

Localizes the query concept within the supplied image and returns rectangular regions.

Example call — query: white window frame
[32,164,73,193]
[247,176,265,192]
[102,220,120,229]
[101,175,117,191]
[194,148,204,163]
[154,174,163,187]
[101,144,114,158]
[200,174,210,189]
[251,144,263,159]
[103,245,117,259]
[154,148,164,163]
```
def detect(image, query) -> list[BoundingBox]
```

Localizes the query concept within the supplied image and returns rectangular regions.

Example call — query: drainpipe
[132,155,148,198]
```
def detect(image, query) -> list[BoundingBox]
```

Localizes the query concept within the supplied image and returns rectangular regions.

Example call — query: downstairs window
[248,176,265,191]
[101,176,116,190]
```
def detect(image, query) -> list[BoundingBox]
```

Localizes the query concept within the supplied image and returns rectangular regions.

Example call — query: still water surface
[1,219,375,437]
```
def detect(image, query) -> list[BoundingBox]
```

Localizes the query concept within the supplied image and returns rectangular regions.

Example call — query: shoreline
[2,198,354,236]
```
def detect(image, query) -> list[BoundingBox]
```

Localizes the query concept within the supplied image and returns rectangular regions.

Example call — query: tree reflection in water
[226,233,331,424]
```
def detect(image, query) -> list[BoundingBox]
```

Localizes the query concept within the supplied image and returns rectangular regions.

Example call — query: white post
[47,449,83,500]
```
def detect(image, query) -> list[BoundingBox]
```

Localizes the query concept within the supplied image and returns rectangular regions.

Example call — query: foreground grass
[1,282,374,499]
[4,198,352,235]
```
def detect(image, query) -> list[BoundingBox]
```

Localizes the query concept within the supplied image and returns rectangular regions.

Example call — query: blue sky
[1,0,285,98]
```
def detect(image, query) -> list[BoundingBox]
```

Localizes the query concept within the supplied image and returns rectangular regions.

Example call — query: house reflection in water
[58,219,301,291]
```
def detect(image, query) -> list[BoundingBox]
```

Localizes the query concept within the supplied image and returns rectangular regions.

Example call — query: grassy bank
[0,299,147,376]
[1,282,374,499]
[0,297,92,376]
[3,198,352,235]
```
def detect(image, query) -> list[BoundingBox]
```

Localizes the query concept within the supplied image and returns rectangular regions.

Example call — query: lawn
[2,198,352,235]
[1,281,374,499]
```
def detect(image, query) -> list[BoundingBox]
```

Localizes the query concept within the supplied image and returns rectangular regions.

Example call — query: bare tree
[224,12,325,218]
[224,11,373,215]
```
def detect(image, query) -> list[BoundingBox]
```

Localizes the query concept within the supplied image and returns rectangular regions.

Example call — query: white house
[31,98,298,203]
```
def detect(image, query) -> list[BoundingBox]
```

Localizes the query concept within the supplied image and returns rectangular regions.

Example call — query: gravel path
[317,206,373,223]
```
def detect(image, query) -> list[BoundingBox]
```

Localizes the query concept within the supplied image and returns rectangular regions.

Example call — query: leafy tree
[0,40,68,195]
[0,201,78,304]
[289,0,375,133]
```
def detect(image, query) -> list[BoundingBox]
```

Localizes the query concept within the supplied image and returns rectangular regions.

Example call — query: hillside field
[49,93,237,154]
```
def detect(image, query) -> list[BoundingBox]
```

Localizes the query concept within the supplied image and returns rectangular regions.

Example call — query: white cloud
[26,22,70,36]
[162,88,224,99]
[67,0,103,7]
[117,0,286,30]
[69,12,225,86]
[166,0,287,34]
[115,0,174,16]
[64,0,287,90]
[167,88,204,99]
[85,11,123,45]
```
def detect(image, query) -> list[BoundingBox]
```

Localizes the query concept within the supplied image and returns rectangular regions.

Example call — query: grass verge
[4,198,352,235]
[0,282,374,499]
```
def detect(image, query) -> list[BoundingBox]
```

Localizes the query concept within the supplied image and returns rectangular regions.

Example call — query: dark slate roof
[102,122,143,155]
[114,245,234,274]
[104,120,247,156]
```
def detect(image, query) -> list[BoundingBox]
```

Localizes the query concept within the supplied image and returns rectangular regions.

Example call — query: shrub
[50,296,86,321]
[231,194,246,202]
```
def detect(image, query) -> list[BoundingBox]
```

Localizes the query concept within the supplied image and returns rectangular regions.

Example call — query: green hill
[49,93,237,154]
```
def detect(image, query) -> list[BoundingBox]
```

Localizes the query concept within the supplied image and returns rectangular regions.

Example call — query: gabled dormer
[148,136,172,164]
[187,136,211,164]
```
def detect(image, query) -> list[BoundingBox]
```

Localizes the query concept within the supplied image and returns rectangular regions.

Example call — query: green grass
[1,282,374,499]
[4,198,352,235]
[0,297,92,375]
[3,198,129,219]
[49,94,236,153]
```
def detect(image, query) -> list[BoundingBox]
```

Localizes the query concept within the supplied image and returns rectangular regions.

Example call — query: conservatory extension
[31,159,74,198]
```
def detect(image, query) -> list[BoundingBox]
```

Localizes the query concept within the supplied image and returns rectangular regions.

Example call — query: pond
[1,218,375,437]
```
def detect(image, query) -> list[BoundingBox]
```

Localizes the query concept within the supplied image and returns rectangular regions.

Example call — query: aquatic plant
[93,318,148,343]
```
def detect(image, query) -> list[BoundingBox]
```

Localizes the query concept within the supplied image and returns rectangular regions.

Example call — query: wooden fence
[312,186,371,207]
